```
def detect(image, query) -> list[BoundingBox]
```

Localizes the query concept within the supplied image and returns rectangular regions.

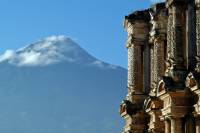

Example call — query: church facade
[119,0,200,132]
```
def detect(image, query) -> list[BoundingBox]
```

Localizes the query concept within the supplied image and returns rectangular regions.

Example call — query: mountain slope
[0,35,127,133]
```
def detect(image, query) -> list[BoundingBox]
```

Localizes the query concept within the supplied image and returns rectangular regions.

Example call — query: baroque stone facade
[119,0,200,133]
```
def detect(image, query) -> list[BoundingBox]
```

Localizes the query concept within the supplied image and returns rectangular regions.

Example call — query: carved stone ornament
[185,72,197,89]
[120,100,138,117]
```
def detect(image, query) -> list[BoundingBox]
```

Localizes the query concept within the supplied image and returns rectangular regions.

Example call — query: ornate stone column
[125,10,150,105]
[195,0,200,72]
[127,42,144,96]
[144,3,167,133]
[149,3,167,96]
[165,0,188,87]
[156,1,196,132]
[120,10,150,133]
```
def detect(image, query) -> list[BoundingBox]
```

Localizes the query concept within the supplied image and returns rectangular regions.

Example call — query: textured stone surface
[120,0,200,132]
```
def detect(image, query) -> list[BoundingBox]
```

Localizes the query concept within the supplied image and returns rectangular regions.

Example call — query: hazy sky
[0,0,155,68]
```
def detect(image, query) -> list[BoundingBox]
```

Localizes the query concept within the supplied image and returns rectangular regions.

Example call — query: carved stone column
[150,3,167,96]
[170,3,186,68]
[195,0,200,72]
[127,44,144,96]
[124,10,150,104]
[153,39,166,90]
[144,3,167,133]
[120,10,150,133]
[165,0,188,87]
[149,3,167,96]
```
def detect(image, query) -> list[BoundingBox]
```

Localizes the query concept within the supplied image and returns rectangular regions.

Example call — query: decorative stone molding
[144,97,164,133]
[120,100,138,117]
[159,90,195,116]
[122,111,149,133]
[158,89,196,133]
[187,73,200,110]
[120,100,149,133]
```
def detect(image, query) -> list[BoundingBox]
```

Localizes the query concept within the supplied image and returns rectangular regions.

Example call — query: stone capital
[120,100,138,118]
[124,10,150,45]
[124,10,150,28]
[158,89,196,119]
[144,97,163,112]
[125,22,149,45]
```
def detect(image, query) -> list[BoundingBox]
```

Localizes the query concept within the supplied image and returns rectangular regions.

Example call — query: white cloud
[0,50,15,62]
[16,48,65,67]
[18,51,42,66]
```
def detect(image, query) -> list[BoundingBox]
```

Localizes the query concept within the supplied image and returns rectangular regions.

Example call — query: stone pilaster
[144,3,167,133]
[124,10,150,104]
[149,3,167,96]
[127,43,144,96]
[165,0,188,87]
[120,10,150,133]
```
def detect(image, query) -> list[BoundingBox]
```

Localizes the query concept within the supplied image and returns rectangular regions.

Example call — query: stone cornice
[124,10,150,30]
[166,0,187,8]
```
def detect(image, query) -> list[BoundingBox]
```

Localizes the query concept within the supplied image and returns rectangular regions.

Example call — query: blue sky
[0,0,154,68]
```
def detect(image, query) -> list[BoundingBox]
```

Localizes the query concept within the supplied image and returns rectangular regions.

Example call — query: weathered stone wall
[120,0,200,133]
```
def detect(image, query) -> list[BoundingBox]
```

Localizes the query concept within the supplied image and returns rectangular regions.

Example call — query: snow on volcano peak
[0,35,99,67]
[0,35,118,69]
